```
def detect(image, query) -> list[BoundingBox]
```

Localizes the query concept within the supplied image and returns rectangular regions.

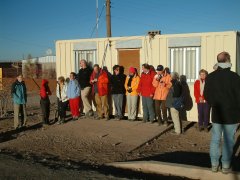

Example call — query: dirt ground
[0,93,239,179]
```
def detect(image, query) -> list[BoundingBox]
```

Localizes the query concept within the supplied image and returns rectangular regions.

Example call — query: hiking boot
[222,167,231,174]
[211,166,218,173]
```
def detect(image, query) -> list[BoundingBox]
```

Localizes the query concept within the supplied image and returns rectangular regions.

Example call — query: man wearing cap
[152,65,172,125]
[204,51,240,173]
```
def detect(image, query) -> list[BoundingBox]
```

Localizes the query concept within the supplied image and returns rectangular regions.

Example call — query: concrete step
[106,161,240,180]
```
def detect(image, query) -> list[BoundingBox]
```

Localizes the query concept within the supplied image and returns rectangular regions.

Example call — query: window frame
[170,46,200,83]
[74,50,97,72]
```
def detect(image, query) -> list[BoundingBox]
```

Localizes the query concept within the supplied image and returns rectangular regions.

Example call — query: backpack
[172,81,184,111]
[181,83,193,111]
[173,96,184,111]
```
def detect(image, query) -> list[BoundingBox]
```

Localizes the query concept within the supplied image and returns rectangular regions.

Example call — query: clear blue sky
[0,0,240,61]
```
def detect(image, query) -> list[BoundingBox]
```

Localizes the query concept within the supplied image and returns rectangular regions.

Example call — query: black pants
[155,100,167,122]
[40,98,50,124]
[58,100,68,119]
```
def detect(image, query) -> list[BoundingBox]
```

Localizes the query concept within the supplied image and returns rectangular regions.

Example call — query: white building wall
[56,31,238,121]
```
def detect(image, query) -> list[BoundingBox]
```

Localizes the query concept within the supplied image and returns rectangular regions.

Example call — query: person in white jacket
[56,76,69,124]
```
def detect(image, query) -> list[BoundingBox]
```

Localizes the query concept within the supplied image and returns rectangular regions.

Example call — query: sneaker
[158,120,163,126]
[222,167,231,174]
[142,119,147,123]
[163,121,169,126]
[88,111,94,117]
[106,117,111,121]
[204,127,208,132]
[72,117,78,121]
[211,166,218,173]
[94,116,101,120]
[198,126,204,132]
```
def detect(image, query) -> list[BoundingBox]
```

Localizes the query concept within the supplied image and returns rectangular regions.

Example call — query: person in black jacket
[204,51,240,174]
[179,75,193,121]
[111,65,126,120]
[77,59,93,117]
[166,72,182,134]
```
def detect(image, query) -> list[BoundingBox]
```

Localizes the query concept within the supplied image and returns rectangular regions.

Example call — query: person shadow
[0,122,43,143]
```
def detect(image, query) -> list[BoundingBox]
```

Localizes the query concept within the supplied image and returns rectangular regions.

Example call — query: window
[170,47,200,82]
[74,50,97,72]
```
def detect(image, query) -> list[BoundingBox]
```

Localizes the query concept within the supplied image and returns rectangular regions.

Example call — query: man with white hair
[77,59,94,117]
[204,52,240,174]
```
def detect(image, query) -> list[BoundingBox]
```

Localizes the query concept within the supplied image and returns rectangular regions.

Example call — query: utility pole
[106,0,112,37]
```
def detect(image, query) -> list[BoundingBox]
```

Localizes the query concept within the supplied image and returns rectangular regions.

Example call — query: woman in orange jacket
[125,67,140,121]
[90,64,110,120]
[152,65,172,125]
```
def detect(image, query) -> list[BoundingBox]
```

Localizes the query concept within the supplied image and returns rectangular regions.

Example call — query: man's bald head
[217,52,231,63]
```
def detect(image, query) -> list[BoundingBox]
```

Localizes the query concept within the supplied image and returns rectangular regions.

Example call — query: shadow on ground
[130,150,240,172]
[0,123,43,143]
[0,150,192,180]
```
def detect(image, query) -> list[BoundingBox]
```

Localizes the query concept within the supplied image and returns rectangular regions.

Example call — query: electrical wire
[90,4,106,38]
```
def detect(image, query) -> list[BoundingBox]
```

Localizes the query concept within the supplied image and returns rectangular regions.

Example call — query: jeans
[112,94,124,118]
[197,103,210,127]
[210,123,238,168]
[142,96,155,121]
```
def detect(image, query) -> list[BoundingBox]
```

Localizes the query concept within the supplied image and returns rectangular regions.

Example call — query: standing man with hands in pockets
[137,64,156,123]
[204,52,240,174]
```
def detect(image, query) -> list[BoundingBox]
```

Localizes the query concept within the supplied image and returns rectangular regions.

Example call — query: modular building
[56,31,240,121]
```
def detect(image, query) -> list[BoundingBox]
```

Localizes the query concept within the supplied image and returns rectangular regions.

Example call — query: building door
[118,49,141,116]
[118,49,140,75]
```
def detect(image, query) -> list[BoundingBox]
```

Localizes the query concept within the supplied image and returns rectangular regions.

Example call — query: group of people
[11,51,240,174]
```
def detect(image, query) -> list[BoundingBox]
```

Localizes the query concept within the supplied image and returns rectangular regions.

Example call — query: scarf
[213,62,232,70]
[200,79,205,96]
[127,75,134,87]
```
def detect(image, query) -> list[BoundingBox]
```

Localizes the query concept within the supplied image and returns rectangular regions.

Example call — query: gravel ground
[0,94,239,179]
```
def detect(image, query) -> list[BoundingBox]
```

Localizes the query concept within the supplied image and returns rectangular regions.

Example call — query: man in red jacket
[90,64,110,120]
[137,64,156,123]
[40,79,52,125]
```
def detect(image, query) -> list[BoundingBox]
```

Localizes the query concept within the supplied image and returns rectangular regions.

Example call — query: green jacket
[11,80,27,104]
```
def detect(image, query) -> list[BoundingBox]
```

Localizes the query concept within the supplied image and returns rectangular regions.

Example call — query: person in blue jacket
[67,72,81,120]
[11,74,27,129]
